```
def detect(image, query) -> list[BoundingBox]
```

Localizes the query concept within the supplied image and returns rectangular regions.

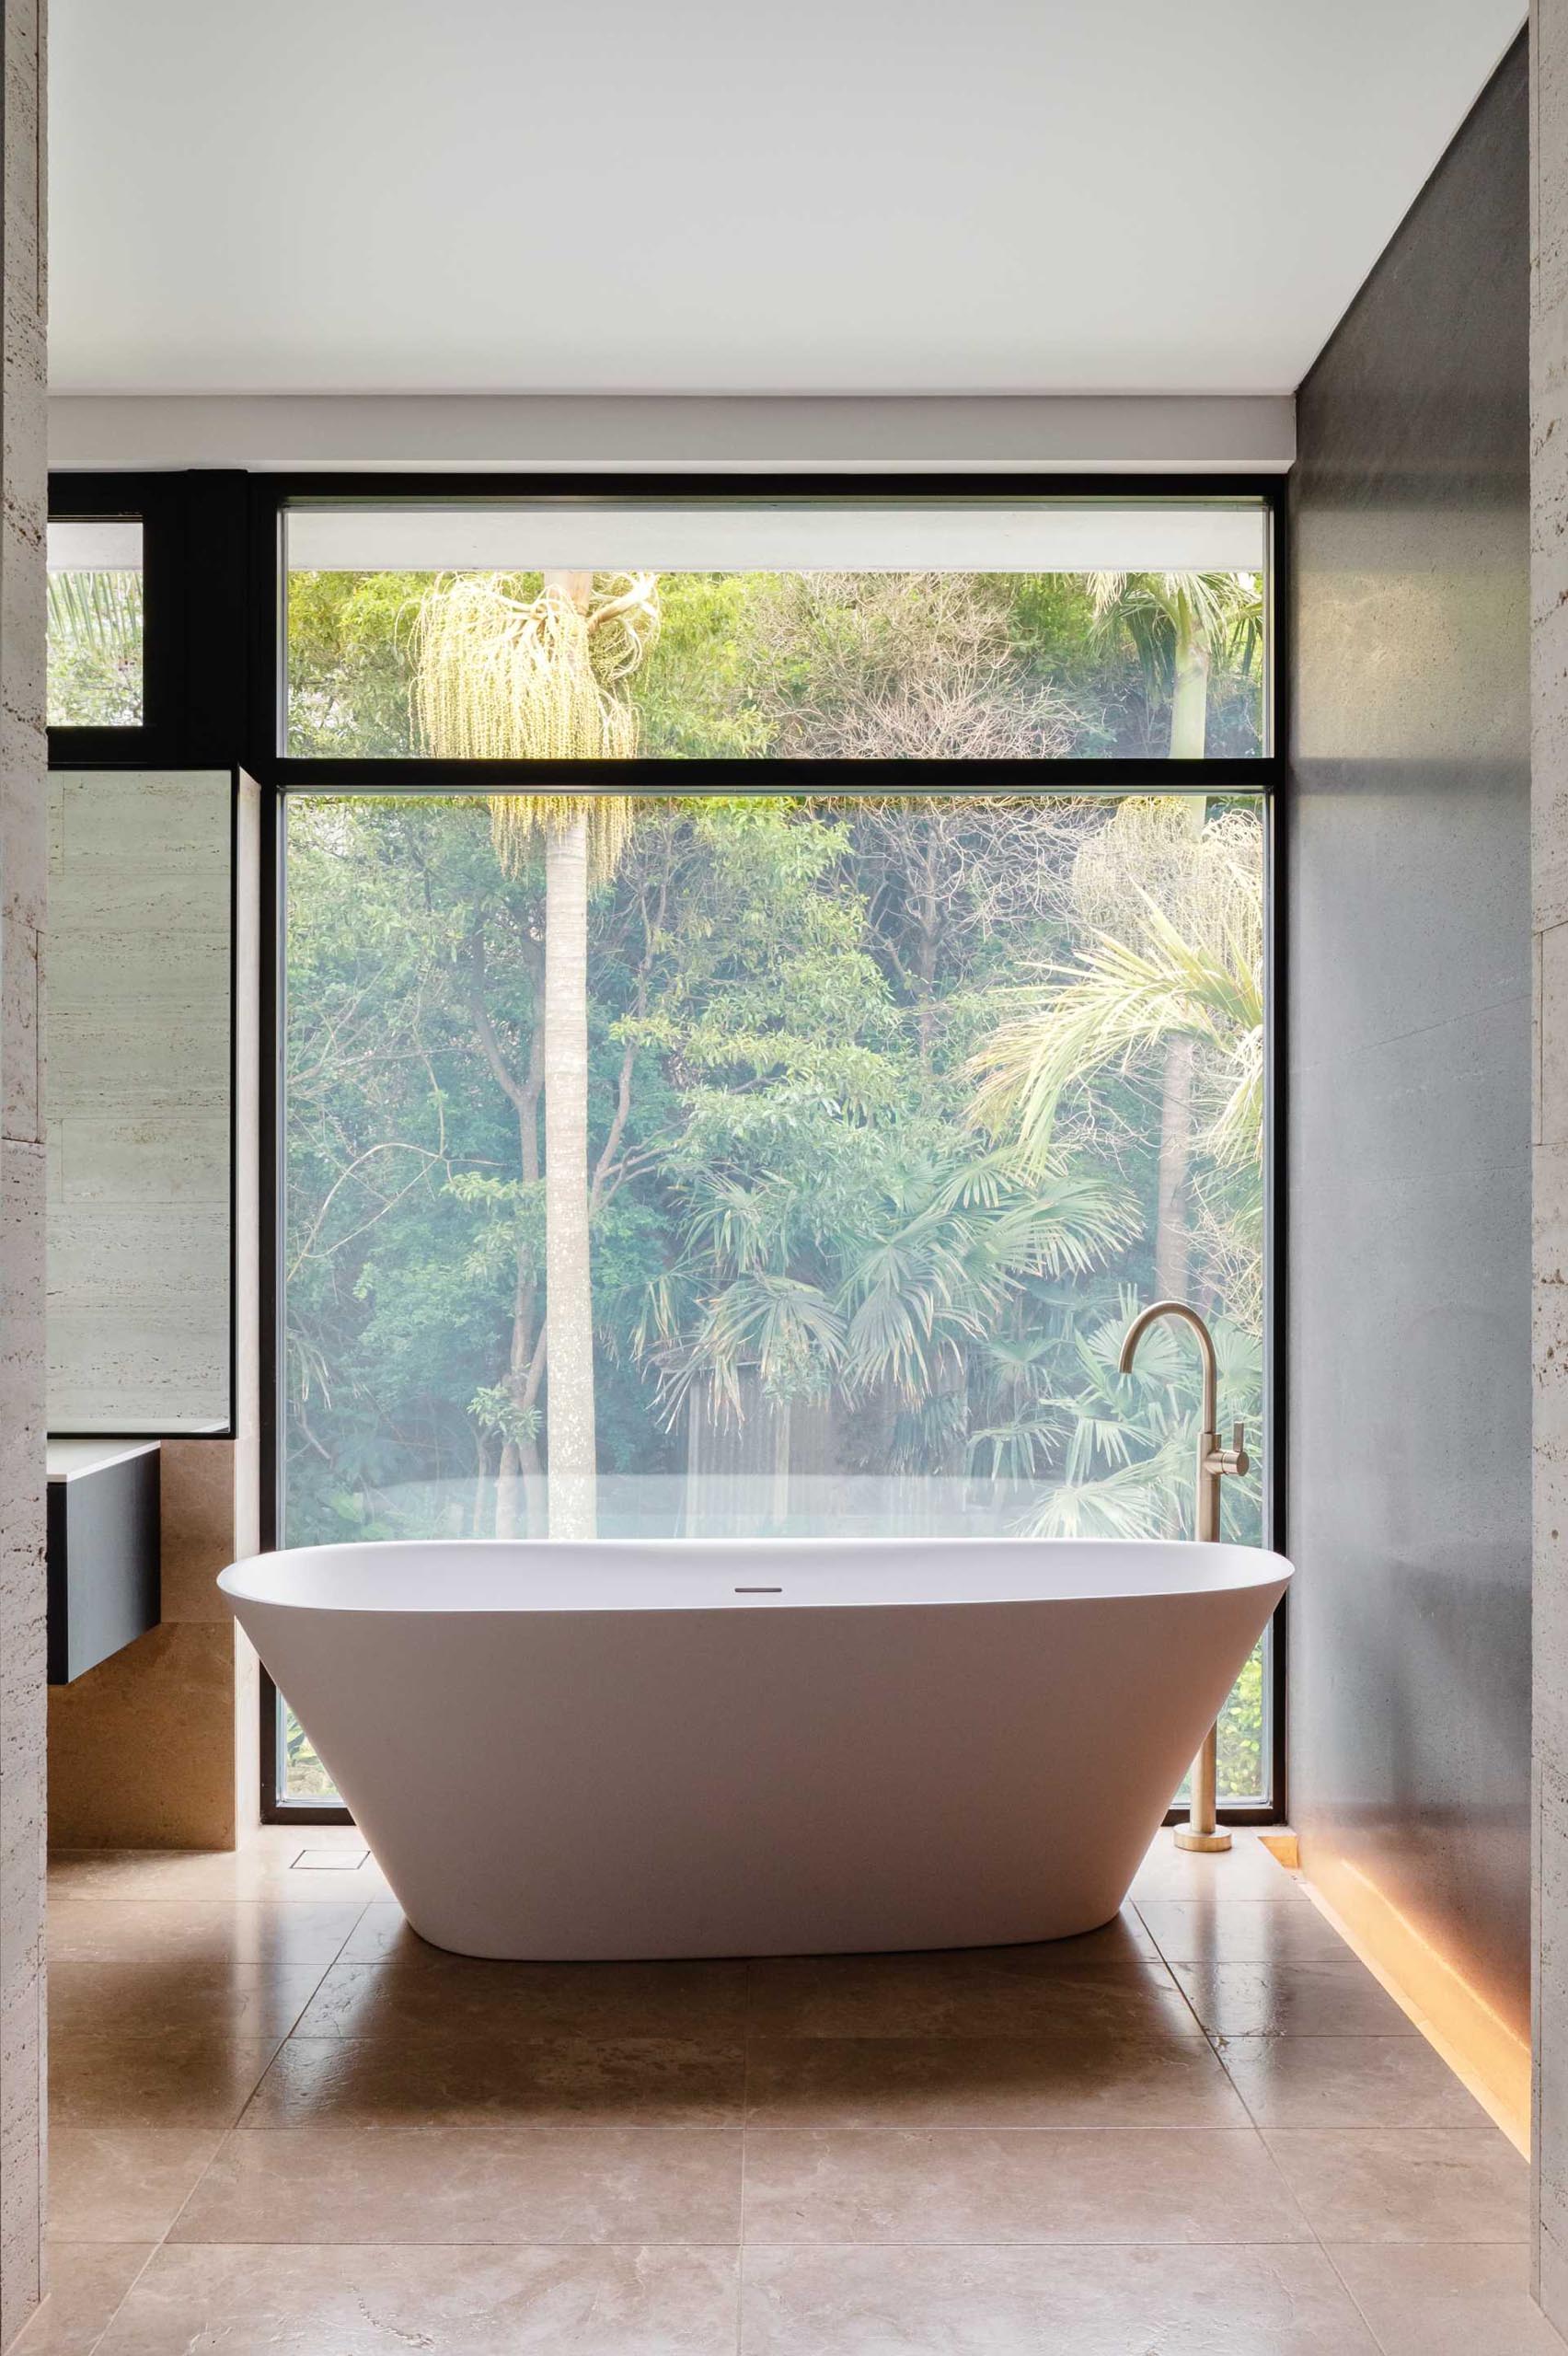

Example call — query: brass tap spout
[1118,1299,1251,1854]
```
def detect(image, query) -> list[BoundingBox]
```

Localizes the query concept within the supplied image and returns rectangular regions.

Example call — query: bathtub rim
[219,1532,1293,1617]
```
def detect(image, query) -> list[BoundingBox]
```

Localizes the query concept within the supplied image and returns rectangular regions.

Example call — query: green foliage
[469,1384,542,1448]
[1218,1642,1266,1801]
[286,571,432,754]
[283,568,1265,761]
[998,574,1131,754]
[635,574,778,756]
[47,569,144,726]
[280,572,1272,1802]
[283,785,1271,1800]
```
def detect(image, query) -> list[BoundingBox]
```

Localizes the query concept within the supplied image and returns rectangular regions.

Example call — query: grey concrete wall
[1290,27,1532,2080]
[0,0,47,2342]
[45,771,231,1433]
[1537,0,1568,2324]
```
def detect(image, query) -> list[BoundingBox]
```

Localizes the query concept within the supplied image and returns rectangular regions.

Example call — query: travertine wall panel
[45,770,231,1432]
[47,779,263,1856]
[0,0,47,2341]
[47,1620,242,1852]
[47,1438,249,1850]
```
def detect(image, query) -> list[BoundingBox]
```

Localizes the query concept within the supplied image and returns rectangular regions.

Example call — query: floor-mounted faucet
[1118,1299,1250,1854]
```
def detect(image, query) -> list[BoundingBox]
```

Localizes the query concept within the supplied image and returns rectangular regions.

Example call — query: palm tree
[635,1146,1135,1483]
[1087,571,1263,760]
[413,567,660,1537]
[995,1288,1262,1542]
[967,801,1263,1317]
[1079,576,1261,1288]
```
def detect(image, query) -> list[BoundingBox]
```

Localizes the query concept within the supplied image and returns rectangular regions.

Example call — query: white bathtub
[219,1537,1290,1960]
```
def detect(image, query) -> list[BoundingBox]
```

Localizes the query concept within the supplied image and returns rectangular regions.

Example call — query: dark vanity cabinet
[46,1439,161,1683]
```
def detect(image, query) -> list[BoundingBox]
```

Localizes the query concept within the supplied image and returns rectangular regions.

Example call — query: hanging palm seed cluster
[410,569,661,878]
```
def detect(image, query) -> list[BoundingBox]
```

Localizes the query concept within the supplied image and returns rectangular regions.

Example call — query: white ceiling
[49,0,1525,399]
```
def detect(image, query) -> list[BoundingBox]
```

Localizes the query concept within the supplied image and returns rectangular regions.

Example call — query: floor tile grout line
[1204,2029,1269,2138]
[58,2116,1527,2139]
[1317,2239,1401,2356]
[51,2234,1537,2254]
[1228,2116,1330,2261]
[156,2123,240,2257]
[88,2015,1469,2048]
[75,2242,162,2356]
[730,2234,1539,2247]
[329,1898,374,1964]
[1162,1953,1214,2039]
[121,2230,1539,2250]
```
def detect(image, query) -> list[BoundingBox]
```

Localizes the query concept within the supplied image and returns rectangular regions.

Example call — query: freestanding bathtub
[219,1537,1290,1960]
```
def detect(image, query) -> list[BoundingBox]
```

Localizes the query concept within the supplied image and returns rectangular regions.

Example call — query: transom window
[282,496,1271,763]
[47,515,144,728]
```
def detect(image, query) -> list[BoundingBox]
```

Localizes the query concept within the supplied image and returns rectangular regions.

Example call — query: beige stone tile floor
[23,1825,1555,2354]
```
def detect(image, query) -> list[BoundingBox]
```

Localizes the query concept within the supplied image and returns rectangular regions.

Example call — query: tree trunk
[1168,623,1211,761]
[771,1393,791,1530]
[1155,1034,1194,1300]
[469,931,546,1541]
[1155,1031,1194,1536]
[473,1436,493,1539]
[544,809,596,1539]
[496,1438,521,1541]
[513,951,547,1498]
[916,872,939,1072]
[1150,786,1206,1305]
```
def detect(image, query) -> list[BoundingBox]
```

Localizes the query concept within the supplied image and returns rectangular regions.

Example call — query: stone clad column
[0,0,47,2343]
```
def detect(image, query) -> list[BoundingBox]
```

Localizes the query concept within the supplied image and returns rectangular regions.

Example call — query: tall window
[282,790,1269,1799]
[282,500,1269,762]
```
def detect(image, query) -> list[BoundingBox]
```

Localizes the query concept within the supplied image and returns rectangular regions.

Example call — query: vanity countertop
[47,1432,163,1470]
[47,1437,162,1483]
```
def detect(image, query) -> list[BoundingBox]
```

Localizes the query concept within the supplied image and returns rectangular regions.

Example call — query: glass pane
[282,500,1269,761]
[47,771,232,1431]
[280,790,1269,1804]
[48,517,144,727]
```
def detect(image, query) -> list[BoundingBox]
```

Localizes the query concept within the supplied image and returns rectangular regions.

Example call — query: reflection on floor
[31,1827,1554,2354]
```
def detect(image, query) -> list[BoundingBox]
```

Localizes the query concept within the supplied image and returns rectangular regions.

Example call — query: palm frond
[1015,1438,1194,1541]
[664,1271,846,1422]
[1088,570,1263,669]
[967,877,1262,1174]
[47,568,144,724]
[48,568,144,664]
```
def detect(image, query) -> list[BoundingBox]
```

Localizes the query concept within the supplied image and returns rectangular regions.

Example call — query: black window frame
[46,466,1289,1831]
[49,472,172,761]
